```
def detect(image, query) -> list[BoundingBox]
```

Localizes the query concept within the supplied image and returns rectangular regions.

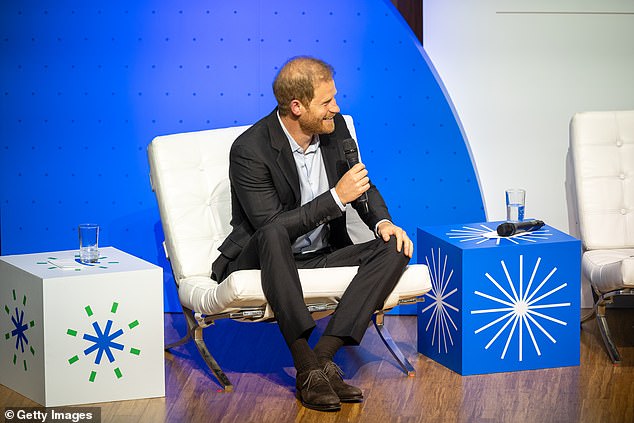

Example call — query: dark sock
[290,337,320,374]
[314,335,344,364]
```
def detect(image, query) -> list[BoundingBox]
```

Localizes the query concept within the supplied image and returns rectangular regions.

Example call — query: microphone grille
[496,222,515,237]
[342,138,357,154]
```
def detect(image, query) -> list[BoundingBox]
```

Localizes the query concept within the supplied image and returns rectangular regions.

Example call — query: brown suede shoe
[322,360,364,403]
[295,369,341,412]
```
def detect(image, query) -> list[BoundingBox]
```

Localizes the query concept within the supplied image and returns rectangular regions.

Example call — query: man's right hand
[335,163,370,205]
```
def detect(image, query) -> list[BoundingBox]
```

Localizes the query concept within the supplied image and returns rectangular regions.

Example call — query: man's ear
[290,99,303,117]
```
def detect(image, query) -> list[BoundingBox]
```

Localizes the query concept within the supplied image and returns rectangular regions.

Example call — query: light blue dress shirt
[277,113,345,254]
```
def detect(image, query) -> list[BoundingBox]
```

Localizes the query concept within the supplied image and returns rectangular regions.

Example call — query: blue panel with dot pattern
[0,0,484,311]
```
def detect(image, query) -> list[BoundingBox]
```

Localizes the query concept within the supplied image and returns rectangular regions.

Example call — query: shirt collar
[277,111,320,154]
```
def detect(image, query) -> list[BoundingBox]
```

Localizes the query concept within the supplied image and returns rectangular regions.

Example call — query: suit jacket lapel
[266,110,301,202]
[321,113,351,186]
[320,134,341,187]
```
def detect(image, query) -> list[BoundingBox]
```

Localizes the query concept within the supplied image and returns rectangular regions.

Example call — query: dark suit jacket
[211,109,391,281]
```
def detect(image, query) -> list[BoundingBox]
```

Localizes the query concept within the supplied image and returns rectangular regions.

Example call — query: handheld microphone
[497,219,545,237]
[341,138,369,214]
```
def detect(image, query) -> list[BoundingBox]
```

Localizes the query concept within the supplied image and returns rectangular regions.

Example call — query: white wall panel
[423,0,634,306]
[424,0,634,227]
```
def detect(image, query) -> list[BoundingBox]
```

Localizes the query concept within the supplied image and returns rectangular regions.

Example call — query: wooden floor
[1,309,632,423]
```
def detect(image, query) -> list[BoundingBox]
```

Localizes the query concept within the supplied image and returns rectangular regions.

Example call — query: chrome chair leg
[167,306,234,391]
[594,300,622,365]
[372,312,416,377]
[191,326,234,391]
[185,308,234,391]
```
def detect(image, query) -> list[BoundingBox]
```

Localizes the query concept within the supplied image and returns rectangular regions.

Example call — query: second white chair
[568,110,634,364]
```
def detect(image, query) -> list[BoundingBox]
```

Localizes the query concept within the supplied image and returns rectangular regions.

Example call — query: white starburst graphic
[447,224,552,245]
[471,255,570,361]
[421,248,460,354]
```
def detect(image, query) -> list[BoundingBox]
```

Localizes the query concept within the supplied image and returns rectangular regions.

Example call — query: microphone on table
[341,138,369,214]
[497,219,545,237]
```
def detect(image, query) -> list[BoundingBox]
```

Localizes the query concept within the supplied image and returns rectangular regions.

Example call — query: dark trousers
[223,223,409,347]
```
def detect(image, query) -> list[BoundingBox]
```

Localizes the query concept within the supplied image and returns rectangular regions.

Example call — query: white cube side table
[0,247,165,406]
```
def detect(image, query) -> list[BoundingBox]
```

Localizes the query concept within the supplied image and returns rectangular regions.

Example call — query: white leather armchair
[568,110,634,364]
[148,115,432,389]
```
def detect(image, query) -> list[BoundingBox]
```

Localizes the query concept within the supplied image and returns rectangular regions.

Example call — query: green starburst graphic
[66,301,141,382]
[3,289,36,371]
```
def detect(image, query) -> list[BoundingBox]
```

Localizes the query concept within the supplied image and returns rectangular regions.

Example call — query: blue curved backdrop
[0,0,485,311]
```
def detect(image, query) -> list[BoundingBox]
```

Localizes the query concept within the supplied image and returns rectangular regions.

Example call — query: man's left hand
[377,221,413,258]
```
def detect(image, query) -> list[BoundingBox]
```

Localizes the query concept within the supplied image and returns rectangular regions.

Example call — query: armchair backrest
[569,110,634,250]
[148,115,373,283]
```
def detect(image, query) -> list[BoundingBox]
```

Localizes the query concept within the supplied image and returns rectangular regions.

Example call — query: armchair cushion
[582,249,634,293]
[179,265,428,320]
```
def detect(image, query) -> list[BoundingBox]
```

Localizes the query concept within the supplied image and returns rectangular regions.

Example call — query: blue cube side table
[417,222,581,375]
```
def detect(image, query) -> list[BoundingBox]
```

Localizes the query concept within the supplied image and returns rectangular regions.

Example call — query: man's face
[298,79,340,135]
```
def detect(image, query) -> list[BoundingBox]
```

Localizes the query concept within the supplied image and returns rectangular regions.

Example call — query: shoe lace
[323,361,345,379]
[301,369,329,391]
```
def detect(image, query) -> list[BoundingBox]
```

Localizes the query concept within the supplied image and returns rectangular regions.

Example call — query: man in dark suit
[212,57,413,412]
